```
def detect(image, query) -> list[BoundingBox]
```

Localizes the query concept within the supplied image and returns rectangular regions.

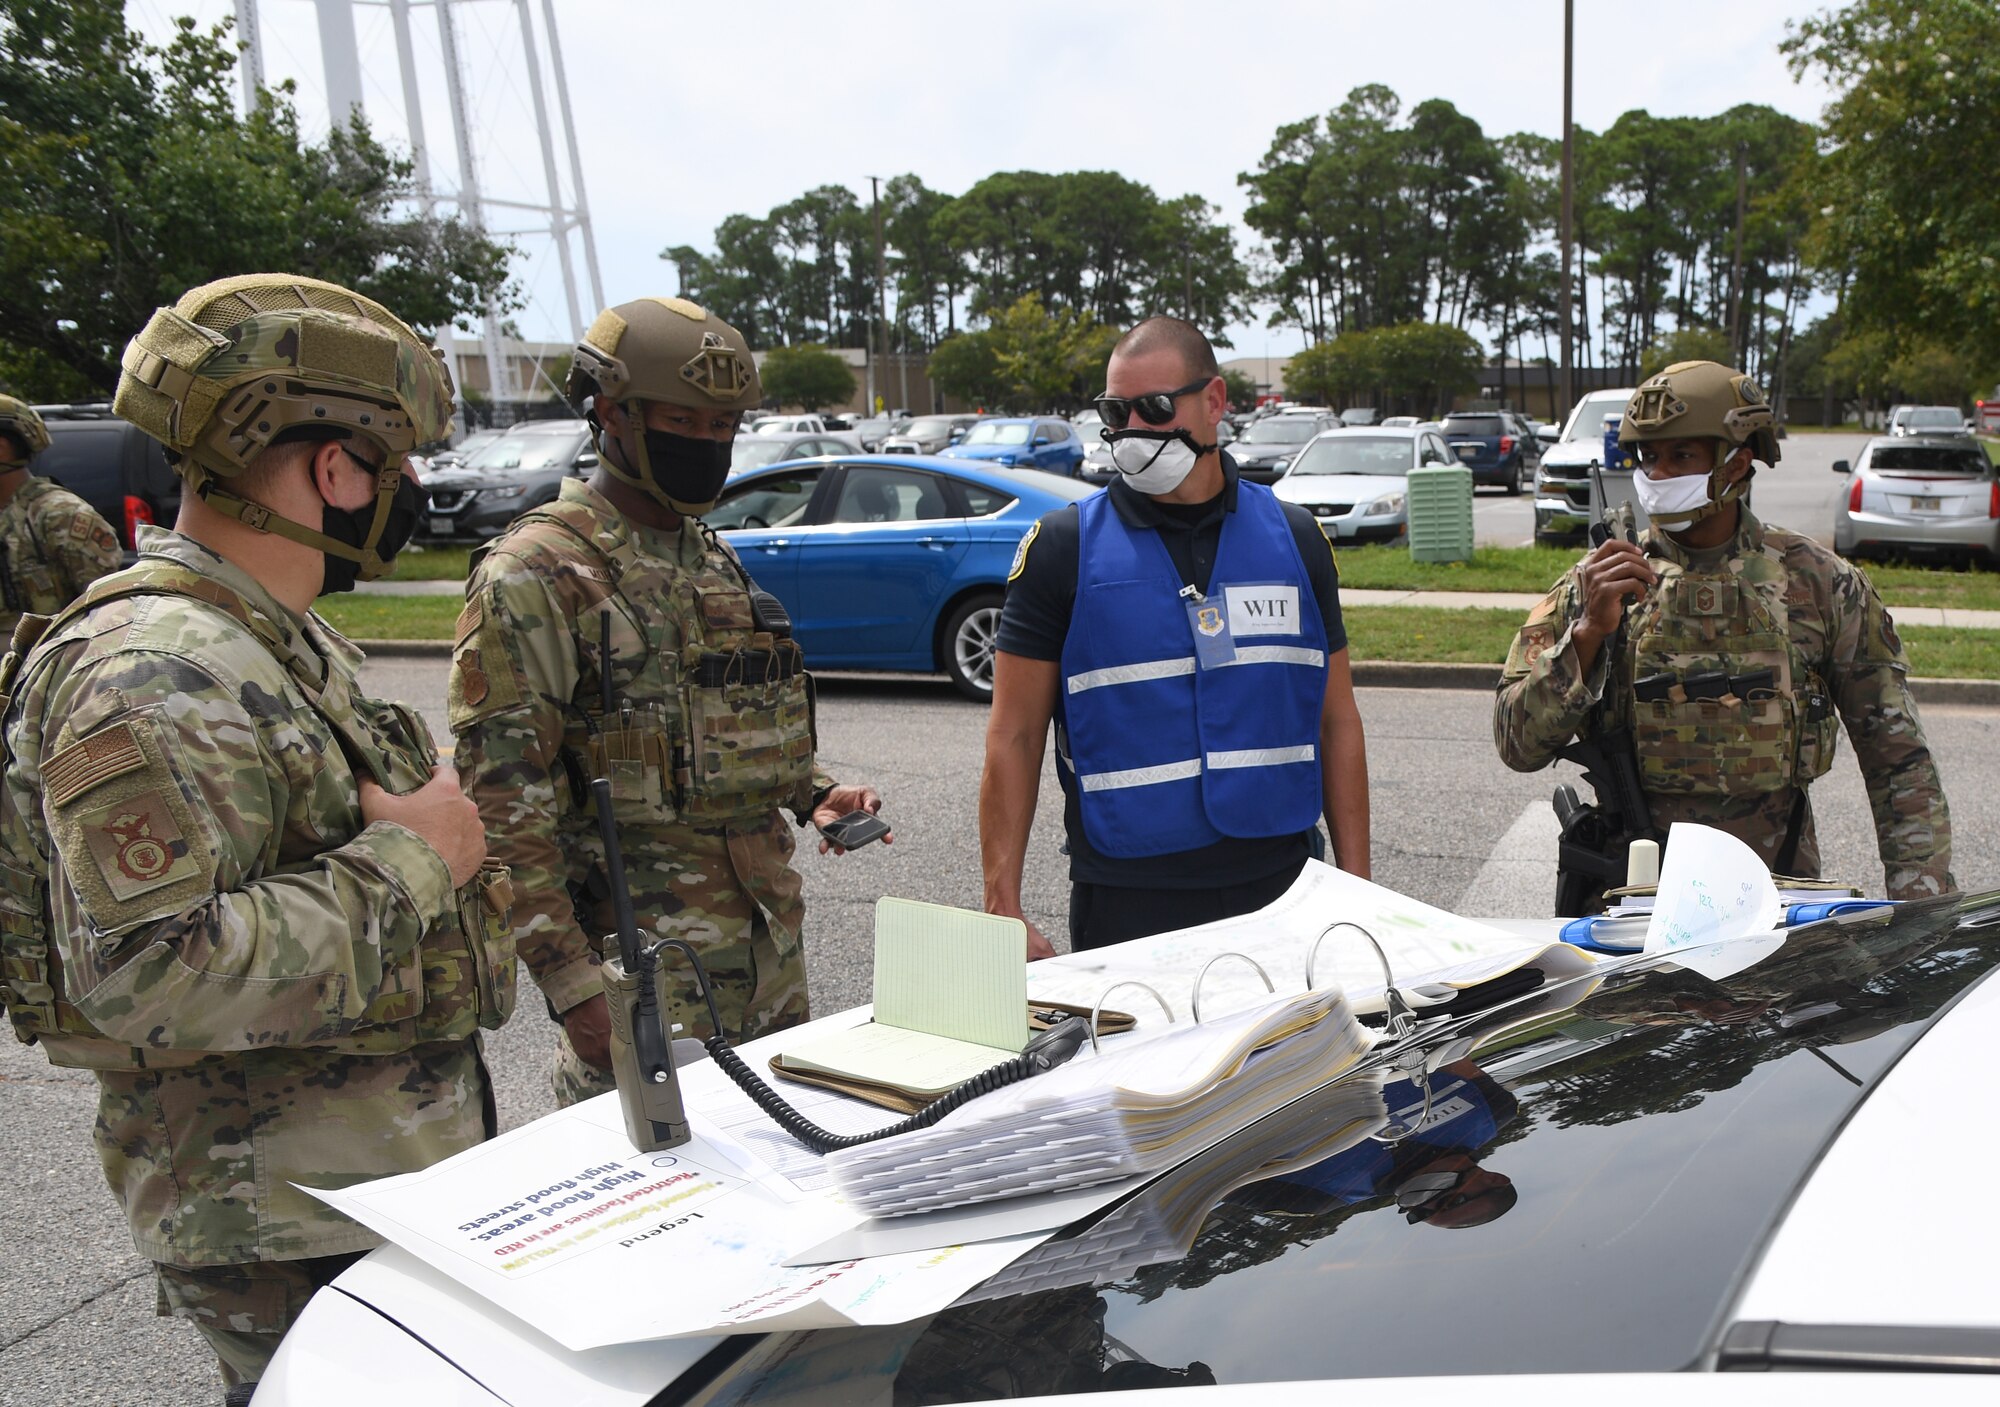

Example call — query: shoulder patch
[447,592,525,727]
[44,719,147,808]
[1007,521,1040,583]
[76,790,203,902]
[47,710,218,934]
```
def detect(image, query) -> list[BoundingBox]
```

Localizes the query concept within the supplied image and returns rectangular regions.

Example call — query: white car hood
[1538,440,1605,470]
[1273,472,1407,505]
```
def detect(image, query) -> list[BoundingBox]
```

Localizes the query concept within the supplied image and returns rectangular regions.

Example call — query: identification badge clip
[1182,585,1236,668]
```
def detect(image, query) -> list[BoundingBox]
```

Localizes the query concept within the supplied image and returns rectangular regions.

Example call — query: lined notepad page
[872,897,1028,1051]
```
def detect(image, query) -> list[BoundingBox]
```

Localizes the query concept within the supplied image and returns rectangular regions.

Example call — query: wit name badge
[1186,597,1236,668]
[1224,583,1299,637]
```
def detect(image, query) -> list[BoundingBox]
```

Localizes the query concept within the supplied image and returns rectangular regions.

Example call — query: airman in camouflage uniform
[451,296,885,1106]
[0,275,512,1395]
[1495,361,1952,901]
[0,395,122,639]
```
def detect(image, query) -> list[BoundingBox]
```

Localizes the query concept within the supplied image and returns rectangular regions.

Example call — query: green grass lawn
[1342,608,1995,678]
[319,595,462,640]
[386,544,475,581]
[1336,542,2000,609]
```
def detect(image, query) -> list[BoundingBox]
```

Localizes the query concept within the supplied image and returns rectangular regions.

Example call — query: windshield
[1442,414,1505,435]
[905,418,953,439]
[962,422,1032,446]
[463,430,582,472]
[1904,408,1963,430]
[1870,445,1990,475]
[1563,392,1630,442]
[1288,436,1412,476]
[1239,418,1320,446]
[732,437,794,471]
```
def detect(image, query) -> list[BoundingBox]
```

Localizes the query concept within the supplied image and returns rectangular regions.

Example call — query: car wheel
[942,593,1004,703]
[1504,460,1522,495]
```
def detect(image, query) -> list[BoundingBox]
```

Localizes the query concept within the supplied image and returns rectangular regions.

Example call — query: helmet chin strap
[592,399,694,515]
[185,456,402,581]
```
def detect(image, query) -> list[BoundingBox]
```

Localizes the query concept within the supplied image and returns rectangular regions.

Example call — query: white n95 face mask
[1632,468,1714,527]
[1104,428,1212,496]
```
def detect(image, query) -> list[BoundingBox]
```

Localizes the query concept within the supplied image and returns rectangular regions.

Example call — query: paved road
[4,663,1994,1405]
[1471,432,1865,548]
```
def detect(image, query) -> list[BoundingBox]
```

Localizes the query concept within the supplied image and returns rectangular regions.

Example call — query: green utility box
[1406,462,1474,563]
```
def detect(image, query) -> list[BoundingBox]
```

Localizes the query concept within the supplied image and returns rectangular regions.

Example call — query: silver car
[881,413,981,455]
[1833,434,1997,564]
[1271,426,1457,542]
[730,429,862,475]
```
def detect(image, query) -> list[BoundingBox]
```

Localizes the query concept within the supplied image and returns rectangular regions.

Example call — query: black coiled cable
[660,934,1090,1156]
[702,1036,1052,1155]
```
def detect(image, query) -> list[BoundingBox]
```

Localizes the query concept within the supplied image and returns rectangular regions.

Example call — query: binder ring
[1308,922,1418,1040]
[1088,981,1175,1054]
[1190,952,1274,1025]
[1372,1045,1438,1144]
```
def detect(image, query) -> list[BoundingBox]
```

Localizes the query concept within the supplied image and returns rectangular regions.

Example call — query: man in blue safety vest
[980,317,1370,958]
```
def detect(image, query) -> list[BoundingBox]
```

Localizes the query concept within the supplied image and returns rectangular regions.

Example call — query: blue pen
[1560,913,1652,954]
[1785,900,1897,926]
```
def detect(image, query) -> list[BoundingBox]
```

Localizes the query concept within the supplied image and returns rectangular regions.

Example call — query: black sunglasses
[1094,376,1214,431]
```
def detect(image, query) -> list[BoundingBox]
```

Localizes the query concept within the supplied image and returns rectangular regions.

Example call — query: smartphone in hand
[817,809,891,850]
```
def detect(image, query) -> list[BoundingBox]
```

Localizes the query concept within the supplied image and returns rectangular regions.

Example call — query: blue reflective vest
[1057,483,1328,858]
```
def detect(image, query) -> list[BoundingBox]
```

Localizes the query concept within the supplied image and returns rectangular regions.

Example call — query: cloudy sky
[124,0,1839,359]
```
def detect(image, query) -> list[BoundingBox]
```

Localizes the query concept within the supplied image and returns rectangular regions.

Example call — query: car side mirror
[1832,459,1850,474]
[1033,436,1050,447]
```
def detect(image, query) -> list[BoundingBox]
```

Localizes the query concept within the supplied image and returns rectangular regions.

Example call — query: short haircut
[1112,316,1219,383]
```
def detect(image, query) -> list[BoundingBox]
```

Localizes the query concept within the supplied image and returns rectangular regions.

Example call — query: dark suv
[417,419,598,542]
[1438,410,1540,494]
[34,406,181,557]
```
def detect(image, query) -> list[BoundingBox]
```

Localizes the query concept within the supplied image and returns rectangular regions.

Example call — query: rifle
[1550,468,1659,917]
[592,774,691,1153]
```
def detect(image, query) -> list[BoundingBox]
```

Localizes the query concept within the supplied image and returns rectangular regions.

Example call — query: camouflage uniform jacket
[450,477,824,1027]
[1494,508,1953,899]
[0,527,496,1266]
[0,474,122,642]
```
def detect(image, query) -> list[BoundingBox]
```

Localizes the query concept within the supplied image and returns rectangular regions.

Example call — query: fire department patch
[77,790,203,902]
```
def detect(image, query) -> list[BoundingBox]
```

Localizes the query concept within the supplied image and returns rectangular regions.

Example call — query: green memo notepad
[777,899,1029,1098]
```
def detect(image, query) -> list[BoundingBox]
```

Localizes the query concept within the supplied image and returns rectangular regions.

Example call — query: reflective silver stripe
[1218,645,1326,670]
[1066,656,1196,694]
[1076,758,1202,792]
[1207,745,1317,770]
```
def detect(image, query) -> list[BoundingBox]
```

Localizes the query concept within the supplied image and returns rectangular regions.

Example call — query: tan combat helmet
[0,396,50,461]
[1618,360,1779,526]
[114,273,454,580]
[566,296,760,514]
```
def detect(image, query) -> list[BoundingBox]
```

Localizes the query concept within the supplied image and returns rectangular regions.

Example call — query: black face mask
[320,472,427,595]
[638,428,733,515]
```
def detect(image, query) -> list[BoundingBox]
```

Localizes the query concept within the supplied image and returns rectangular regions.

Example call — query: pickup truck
[1438,411,1540,494]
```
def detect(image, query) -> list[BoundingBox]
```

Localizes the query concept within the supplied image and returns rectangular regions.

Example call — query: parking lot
[4,662,1997,1405]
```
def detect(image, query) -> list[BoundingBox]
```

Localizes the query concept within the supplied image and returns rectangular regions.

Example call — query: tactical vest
[0,560,516,1069]
[0,478,81,629]
[510,496,815,829]
[1620,544,1839,798]
[1057,484,1327,857]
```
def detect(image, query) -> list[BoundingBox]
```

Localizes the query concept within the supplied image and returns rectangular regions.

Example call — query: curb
[357,639,452,659]
[355,642,2000,706]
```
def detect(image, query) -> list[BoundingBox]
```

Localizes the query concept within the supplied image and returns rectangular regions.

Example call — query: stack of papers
[825,986,1374,1217]
[952,1071,1390,1306]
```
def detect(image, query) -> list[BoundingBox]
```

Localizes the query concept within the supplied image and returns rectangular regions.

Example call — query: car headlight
[1368,494,1405,515]
[478,485,528,500]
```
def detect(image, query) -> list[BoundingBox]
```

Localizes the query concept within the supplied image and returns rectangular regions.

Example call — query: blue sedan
[937,416,1085,475]
[707,455,1096,700]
